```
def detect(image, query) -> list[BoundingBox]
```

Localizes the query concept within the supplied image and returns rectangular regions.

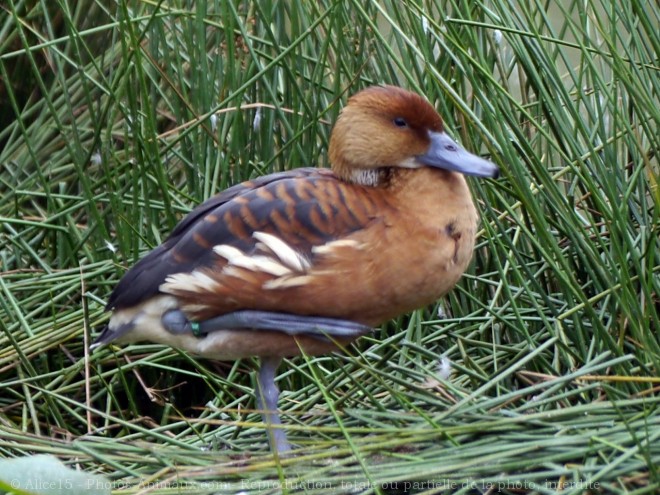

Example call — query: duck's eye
[393,117,408,128]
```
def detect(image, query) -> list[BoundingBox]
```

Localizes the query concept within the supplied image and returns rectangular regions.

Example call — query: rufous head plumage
[329,86,498,185]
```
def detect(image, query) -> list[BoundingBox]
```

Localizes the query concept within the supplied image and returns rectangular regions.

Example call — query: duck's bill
[418,131,499,178]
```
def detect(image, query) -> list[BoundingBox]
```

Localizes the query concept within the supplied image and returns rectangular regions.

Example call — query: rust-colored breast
[157,167,477,326]
[109,162,478,334]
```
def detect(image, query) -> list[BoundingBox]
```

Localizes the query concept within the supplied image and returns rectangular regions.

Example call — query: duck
[92,85,499,454]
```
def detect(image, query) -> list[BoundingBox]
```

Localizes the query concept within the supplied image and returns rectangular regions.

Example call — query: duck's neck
[332,165,473,209]
[385,167,474,207]
[343,167,394,187]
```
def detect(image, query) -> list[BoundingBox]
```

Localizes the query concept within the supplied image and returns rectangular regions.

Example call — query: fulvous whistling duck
[93,85,499,454]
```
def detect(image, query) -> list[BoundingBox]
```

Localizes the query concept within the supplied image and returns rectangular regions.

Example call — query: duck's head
[329,85,499,185]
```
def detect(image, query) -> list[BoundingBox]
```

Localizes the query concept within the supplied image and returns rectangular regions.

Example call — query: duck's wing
[107,168,314,311]
[106,167,385,317]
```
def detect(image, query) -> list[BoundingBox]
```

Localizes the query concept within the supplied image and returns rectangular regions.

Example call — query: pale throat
[348,157,422,186]
[349,168,386,186]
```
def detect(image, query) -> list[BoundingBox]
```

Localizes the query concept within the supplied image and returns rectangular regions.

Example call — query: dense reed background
[1,0,658,493]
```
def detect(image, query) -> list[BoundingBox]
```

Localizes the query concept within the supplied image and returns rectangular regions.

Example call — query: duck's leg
[256,356,291,454]
[160,309,372,455]
[162,309,373,340]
